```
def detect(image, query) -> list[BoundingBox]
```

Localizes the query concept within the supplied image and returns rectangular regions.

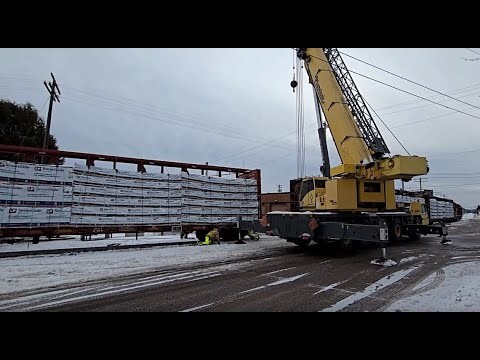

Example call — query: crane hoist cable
[295,56,306,178]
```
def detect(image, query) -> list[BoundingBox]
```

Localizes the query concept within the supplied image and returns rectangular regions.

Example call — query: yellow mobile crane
[267,48,448,259]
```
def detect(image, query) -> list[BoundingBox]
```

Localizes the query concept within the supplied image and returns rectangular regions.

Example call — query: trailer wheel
[291,238,311,248]
[340,239,355,252]
[313,238,326,248]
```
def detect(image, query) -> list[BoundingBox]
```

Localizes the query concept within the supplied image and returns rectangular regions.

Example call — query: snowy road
[2,215,480,312]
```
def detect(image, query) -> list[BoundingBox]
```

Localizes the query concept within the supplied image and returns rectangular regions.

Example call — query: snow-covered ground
[322,266,419,312]
[2,214,479,311]
[385,260,480,312]
[448,213,476,228]
[0,233,195,253]
[462,213,476,221]
[0,236,286,296]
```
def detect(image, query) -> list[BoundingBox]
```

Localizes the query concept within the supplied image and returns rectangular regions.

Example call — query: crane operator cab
[297,176,396,212]
[298,176,327,211]
[409,201,430,225]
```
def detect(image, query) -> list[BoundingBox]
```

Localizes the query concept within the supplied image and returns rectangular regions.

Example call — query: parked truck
[0,145,261,243]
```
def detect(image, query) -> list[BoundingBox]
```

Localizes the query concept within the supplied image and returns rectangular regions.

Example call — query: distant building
[261,192,290,217]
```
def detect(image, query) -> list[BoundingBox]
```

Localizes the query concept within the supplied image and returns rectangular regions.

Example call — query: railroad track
[0,239,198,258]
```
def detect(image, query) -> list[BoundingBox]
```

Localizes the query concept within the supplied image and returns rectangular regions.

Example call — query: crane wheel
[390,219,402,241]
[291,238,311,248]
[340,239,356,252]
[394,224,402,239]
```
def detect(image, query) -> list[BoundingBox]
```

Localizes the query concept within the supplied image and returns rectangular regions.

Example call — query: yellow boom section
[303,48,372,165]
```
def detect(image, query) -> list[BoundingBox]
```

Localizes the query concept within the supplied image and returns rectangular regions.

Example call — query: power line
[466,48,480,56]
[0,64,474,162]
[51,82,294,149]
[363,98,410,155]
[2,78,327,164]
[61,86,325,155]
[426,182,480,189]
[302,51,480,165]
[390,110,458,129]
[17,96,50,149]
[375,82,480,112]
[414,177,428,191]
[429,172,480,175]
[5,74,480,132]
[39,96,50,113]
[379,89,480,117]
[340,51,480,112]
[1,80,461,163]
[4,53,479,176]
[426,175,480,179]
[60,92,292,150]
[427,148,480,158]
[348,69,480,121]
[61,86,329,162]
[211,123,318,163]
[62,92,325,168]
[307,51,480,122]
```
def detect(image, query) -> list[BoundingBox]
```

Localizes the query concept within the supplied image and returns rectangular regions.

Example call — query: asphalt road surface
[18,221,480,312]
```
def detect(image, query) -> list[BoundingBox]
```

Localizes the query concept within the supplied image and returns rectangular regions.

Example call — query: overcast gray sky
[1,48,480,208]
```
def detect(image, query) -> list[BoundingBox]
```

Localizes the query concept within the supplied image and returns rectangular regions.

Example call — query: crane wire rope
[295,55,306,178]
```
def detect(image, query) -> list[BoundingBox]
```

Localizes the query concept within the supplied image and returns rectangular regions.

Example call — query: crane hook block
[291,79,298,91]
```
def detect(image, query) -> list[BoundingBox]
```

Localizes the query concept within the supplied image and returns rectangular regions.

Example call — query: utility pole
[277,185,283,193]
[414,177,428,191]
[42,73,61,150]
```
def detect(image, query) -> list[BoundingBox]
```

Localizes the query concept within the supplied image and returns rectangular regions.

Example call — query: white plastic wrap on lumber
[70,215,182,225]
[0,161,73,183]
[71,204,182,216]
[72,194,182,206]
[0,206,72,225]
[73,173,182,190]
[74,185,182,198]
[181,189,257,200]
[0,182,73,203]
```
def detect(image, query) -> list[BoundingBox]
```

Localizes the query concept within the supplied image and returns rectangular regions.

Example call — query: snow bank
[385,260,480,312]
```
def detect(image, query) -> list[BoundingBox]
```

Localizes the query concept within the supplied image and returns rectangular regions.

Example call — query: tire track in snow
[181,273,310,312]
[320,266,419,312]
[2,269,222,311]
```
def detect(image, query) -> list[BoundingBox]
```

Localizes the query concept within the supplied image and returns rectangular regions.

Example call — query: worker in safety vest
[247,230,259,241]
[200,228,220,245]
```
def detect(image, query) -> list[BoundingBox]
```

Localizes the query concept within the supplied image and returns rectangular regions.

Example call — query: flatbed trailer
[0,222,246,241]
[0,144,261,243]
